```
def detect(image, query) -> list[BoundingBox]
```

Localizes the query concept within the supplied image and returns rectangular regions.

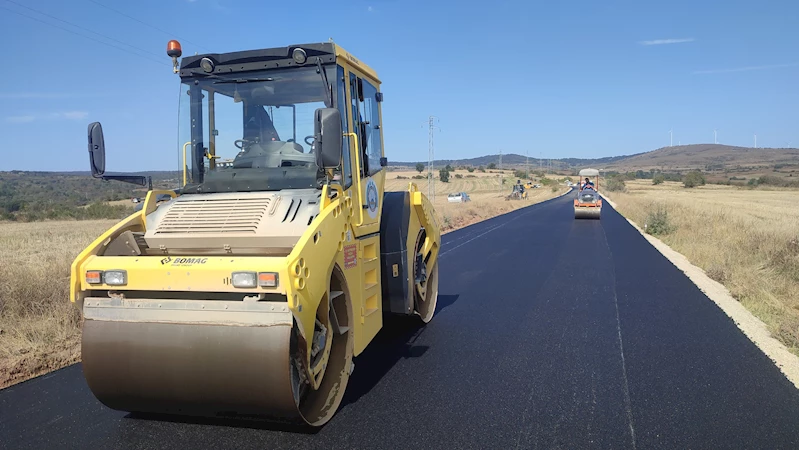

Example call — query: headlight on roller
[231,271,257,288]
[103,270,127,286]
[231,271,279,288]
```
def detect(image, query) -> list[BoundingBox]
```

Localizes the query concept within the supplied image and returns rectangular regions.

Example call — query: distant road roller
[574,168,602,219]
[70,40,441,427]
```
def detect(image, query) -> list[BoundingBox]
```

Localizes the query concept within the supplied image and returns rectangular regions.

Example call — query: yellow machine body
[70,42,441,427]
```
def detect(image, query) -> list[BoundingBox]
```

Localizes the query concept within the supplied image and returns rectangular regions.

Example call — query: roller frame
[69,41,444,429]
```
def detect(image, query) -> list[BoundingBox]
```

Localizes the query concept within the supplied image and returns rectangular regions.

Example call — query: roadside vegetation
[604,179,799,355]
[386,168,570,233]
[0,220,118,388]
[0,171,178,222]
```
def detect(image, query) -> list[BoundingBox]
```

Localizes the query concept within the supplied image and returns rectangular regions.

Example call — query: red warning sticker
[344,244,357,269]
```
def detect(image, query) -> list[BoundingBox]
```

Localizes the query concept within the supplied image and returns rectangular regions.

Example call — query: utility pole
[754,134,757,148]
[422,116,440,201]
[714,129,717,144]
[526,149,529,179]
[498,150,503,192]
[670,129,673,147]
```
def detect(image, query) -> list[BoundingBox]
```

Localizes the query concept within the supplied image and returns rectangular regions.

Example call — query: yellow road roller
[70,40,441,427]
[574,168,602,219]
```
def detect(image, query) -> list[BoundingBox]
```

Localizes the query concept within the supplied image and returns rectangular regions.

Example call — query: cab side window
[360,80,382,176]
[336,65,352,188]
[349,73,366,177]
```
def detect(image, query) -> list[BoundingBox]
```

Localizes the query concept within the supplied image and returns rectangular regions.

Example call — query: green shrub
[683,171,706,188]
[454,174,463,179]
[439,168,450,183]
[645,206,675,236]
[604,177,626,192]
[652,174,665,185]
[756,175,799,188]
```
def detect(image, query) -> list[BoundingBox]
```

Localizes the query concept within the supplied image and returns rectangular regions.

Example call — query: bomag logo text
[170,257,208,266]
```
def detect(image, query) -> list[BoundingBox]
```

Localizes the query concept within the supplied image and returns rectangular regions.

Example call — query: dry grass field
[0,220,117,388]
[0,174,568,389]
[604,180,799,354]
[386,169,569,232]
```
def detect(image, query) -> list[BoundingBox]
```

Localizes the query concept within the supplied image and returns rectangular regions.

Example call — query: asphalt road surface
[3,191,799,449]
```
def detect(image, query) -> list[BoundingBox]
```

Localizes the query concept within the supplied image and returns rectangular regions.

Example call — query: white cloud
[0,92,75,99]
[368,6,374,12]
[639,38,695,46]
[4,111,88,123]
[55,111,89,120]
[693,63,799,74]
[6,115,35,124]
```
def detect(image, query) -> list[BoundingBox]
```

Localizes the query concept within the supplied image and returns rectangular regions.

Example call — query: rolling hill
[3,142,798,221]
[390,144,799,175]
[601,144,799,171]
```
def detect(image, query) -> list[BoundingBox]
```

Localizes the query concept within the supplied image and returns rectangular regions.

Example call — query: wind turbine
[670,129,673,147]
[754,134,757,149]
[714,129,717,144]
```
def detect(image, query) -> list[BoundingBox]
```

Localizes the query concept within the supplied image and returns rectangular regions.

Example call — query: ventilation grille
[154,197,270,235]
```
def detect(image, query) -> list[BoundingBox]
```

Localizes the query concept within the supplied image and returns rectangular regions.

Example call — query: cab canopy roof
[579,168,600,177]
[178,41,380,83]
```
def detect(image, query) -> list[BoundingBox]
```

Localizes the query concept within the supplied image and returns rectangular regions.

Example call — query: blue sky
[0,0,797,171]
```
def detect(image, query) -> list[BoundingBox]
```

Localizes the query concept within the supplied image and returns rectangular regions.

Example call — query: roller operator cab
[574,168,602,219]
[71,40,441,427]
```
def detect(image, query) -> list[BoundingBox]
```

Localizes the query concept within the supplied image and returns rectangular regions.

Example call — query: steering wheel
[234,138,257,150]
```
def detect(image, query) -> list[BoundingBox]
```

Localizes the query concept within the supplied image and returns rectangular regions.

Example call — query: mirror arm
[100,174,149,187]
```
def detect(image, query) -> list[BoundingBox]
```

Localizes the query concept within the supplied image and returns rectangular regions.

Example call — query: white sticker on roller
[365,177,379,219]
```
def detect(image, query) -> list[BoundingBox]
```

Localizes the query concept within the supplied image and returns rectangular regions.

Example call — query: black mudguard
[379,191,412,315]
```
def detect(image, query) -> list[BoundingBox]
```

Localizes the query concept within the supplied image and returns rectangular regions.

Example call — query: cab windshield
[177,66,336,194]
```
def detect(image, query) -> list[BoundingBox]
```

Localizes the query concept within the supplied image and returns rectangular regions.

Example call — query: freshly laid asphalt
[3,190,799,449]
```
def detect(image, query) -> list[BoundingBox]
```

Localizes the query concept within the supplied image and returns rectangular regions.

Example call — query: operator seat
[233,140,313,168]
[232,103,314,168]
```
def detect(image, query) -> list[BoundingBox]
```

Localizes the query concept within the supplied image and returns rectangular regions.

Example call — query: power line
[0,5,167,67]
[2,0,168,66]
[423,116,441,201]
[85,0,211,52]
